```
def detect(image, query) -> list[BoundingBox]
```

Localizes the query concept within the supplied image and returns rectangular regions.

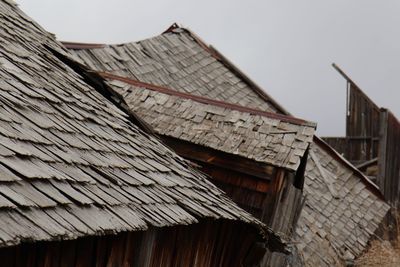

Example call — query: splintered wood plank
[97,167,142,186]
[50,180,93,205]
[0,184,36,207]
[32,181,73,205]
[0,193,17,208]
[68,205,128,234]
[43,209,80,238]
[121,186,151,204]
[21,208,69,238]
[0,144,15,157]
[109,206,147,230]
[122,168,154,186]
[9,182,57,208]
[6,210,51,242]
[53,207,94,235]
[0,163,22,181]
[50,163,97,183]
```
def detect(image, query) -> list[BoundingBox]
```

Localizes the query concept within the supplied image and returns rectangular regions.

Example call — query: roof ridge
[61,23,290,115]
[160,23,291,115]
[98,71,317,128]
[61,41,106,49]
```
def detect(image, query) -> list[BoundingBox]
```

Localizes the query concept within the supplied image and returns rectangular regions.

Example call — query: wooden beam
[356,157,378,170]
[161,136,276,180]
[378,110,388,198]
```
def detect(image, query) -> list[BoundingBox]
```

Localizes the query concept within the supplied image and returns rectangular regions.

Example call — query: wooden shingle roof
[0,1,273,248]
[65,24,287,114]
[64,24,390,264]
[104,77,315,171]
[296,139,390,265]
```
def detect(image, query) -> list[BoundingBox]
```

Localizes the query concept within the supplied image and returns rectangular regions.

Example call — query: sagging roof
[101,74,315,171]
[63,24,390,264]
[64,23,289,114]
[327,64,400,208]
[0,1,274,248]
[296,138,390,266]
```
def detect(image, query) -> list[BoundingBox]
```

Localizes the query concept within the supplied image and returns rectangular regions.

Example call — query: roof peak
[62,23,290,115]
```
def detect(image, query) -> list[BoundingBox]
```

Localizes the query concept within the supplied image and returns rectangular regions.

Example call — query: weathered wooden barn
[92,75,315,266]
[64,24,390,266]
[0,2,285,266]
[296,137,389,266]
[323,64,400,208]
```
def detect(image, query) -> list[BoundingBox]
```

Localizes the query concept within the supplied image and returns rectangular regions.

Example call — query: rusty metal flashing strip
[313,136,385,200]
[61,41,106,50]
[162,22,180,34]
[98,71,317,128]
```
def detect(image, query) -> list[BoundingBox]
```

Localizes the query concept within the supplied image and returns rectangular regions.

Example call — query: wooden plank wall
[0,219,261,267]
[346,83,381,138]
[378,110,400,207]
[325,82,400,208]
[161,137,305,266]
[201,161,303,266]
[202,164,277,222]
[262,171,303,267]
[323,82,381,165]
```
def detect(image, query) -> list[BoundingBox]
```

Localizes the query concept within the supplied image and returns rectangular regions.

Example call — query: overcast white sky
[16,0,400,136]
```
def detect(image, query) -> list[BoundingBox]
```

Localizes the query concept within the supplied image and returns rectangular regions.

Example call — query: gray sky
[16,0,400,136]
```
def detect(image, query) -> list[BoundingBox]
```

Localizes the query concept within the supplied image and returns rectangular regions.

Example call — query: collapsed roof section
[324,64,400,208]
[297,138,389,266]
[98,72,389,266]
[0,1,274,249]
[63,24,390,265]
[102,75,315,172]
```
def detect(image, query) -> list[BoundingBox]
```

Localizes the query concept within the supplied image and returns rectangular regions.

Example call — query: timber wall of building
[0,220,261,267]
[378,110,400,207]
[200,160,304,266]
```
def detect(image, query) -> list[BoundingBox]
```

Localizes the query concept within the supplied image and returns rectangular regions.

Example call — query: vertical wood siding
[0,220,260,267]
[378,110,400,206]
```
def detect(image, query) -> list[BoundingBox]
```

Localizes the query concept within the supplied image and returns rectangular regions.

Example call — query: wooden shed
[92,76,315,266]
[0,2,284,266]
[64,24,390,266]
[323,64,400,208]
